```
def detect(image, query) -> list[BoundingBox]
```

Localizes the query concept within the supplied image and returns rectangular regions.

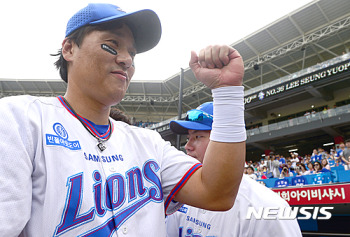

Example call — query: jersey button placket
[122,226,128,234]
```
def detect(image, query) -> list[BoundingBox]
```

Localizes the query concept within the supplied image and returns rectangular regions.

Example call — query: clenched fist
[189,45,244,89]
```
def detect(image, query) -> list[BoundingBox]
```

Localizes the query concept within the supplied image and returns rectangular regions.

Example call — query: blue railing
[257,168,350,188]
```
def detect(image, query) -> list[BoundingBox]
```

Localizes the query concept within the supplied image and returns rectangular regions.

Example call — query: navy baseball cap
[65,3,161,54]
[170,102,213,135]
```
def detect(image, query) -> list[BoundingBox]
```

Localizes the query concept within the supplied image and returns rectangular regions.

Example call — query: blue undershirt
[85,118,109,135]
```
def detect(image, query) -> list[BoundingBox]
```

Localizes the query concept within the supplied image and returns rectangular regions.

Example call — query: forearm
[175,47,246,211]
[201,140,245,208]
[175,141,245,211]
[174,87,246,210]
[199,86,246,209]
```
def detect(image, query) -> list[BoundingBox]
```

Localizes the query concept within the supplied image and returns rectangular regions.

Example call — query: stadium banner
[244,61,350,105]
[272,183,350,205]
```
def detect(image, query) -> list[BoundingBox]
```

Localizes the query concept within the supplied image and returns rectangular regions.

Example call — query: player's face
[185,130,211,163]
[68,23,136,106]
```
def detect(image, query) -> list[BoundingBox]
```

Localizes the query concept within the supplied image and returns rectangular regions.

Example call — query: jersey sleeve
[152,131,201,215]
[0,96,39,236]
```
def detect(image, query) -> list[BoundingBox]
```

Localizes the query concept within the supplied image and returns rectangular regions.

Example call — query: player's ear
[61,38,75,62]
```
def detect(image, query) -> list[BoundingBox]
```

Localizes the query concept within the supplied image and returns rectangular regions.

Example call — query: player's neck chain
[60,96,112,152]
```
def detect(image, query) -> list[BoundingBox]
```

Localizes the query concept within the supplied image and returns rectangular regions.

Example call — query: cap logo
[117,8,126,13]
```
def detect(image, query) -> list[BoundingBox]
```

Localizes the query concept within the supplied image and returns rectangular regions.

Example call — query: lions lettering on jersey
[46,123,81,150]
[54,160,163,236]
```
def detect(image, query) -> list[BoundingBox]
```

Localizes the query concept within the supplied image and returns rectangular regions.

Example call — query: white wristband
[210,86,246,143]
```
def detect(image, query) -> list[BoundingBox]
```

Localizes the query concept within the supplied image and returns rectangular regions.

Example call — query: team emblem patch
[178,205,188,214]
[46,123,81,150]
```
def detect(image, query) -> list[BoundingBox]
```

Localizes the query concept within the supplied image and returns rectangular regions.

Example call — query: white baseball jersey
[0,95,200,237]
[166,175,302,237]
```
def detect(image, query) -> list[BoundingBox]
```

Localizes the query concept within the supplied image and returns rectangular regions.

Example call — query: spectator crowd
[244,140,350,185]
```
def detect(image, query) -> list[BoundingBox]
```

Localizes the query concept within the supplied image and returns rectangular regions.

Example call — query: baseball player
[109,107,132,125]
[0,3,246,237]
[166,102,302,237]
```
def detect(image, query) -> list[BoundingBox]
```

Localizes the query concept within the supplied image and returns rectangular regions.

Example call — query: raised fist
[189,45,244,89]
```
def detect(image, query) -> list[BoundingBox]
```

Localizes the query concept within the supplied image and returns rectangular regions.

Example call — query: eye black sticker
[101,44,135,68]
[101,44,117,55]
